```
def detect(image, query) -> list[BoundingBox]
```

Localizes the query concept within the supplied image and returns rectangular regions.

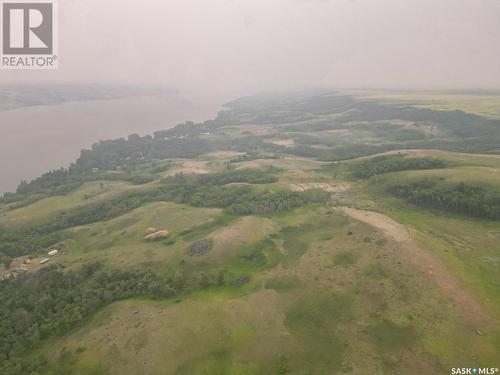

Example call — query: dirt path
[339,207,492,325]
[340,207,410,242]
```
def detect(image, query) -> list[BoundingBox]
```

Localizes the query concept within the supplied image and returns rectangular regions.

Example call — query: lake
[0,93,224,194]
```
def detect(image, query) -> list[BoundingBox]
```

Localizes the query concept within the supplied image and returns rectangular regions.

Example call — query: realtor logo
[1,0,58,69]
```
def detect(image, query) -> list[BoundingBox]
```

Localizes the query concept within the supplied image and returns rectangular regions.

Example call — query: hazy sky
[1,0,500,95]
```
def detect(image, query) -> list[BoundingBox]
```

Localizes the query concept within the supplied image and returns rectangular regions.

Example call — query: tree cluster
[387,179,500,220]
[349,155,447,179]
[160,170,329,215]
[0,262,225,375]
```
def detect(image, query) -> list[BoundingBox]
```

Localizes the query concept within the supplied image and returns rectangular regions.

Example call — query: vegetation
[160,170,330,214]
[1,90,500,375]
[188,239,214,256]
[0,190,159,259]
[0,263,175,374]
[0,169,326,261]
[387,179,500,220]
[229,152,281,164]
[348,154,447,179]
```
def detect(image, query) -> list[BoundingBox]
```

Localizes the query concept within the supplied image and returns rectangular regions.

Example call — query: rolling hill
[0,91,499,375]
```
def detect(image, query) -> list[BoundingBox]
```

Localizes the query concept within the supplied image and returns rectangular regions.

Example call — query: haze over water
[0,92,224,194]
[1,0,499,193]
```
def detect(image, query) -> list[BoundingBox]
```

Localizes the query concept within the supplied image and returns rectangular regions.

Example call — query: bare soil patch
[269,139,295,147]
[203,151,244,158]
[289,182,349,193]
[167,160,209,175]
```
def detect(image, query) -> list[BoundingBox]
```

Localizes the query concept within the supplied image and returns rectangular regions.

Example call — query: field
[354,90,500,119]
[38,200,499,374]
[0,181,151,228]
[351,150,500,318]
[1,91,499,375]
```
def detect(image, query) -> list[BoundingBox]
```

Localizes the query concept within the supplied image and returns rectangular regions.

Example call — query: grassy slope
[350,151,500,317]
[0,180,153,228]
[40,204,499,375]
[2,92,500,374]
[6,151,490,375]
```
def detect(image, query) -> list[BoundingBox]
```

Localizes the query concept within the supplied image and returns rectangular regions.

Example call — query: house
[40,258,50,264]
[48,249,59,257]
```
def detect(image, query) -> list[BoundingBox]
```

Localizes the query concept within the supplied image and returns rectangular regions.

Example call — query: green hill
[1,91,499,375]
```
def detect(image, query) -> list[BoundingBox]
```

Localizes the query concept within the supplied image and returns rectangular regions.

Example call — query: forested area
[160,171,329,214]
[387,179,500,220]
[349,154,447,179]
[0,262,224,375]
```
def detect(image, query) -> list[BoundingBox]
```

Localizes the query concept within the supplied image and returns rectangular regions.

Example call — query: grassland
[39,202,499,374]
[349,151,500,317]
[1,91,499,375]
[0,180,153,228]
[354,90,500,119]
[18,150,496,374]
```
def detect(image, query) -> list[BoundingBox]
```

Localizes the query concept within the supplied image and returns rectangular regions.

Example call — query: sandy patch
[238,125,274,135]
[289,182,349,193]
[269,139,295,147]
[0,254,62,279]
[203,151,244,158]
[326,129,352,135]
[235,156,323,171]
[167,160,209,175]
[339,207,410,242]
[487,231,500,239]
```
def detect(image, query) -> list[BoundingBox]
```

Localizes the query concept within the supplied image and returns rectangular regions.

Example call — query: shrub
[188,239,214,256]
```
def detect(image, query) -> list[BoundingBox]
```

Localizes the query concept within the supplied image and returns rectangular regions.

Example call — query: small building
[48,249,59,257]
[40,258,50,264]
